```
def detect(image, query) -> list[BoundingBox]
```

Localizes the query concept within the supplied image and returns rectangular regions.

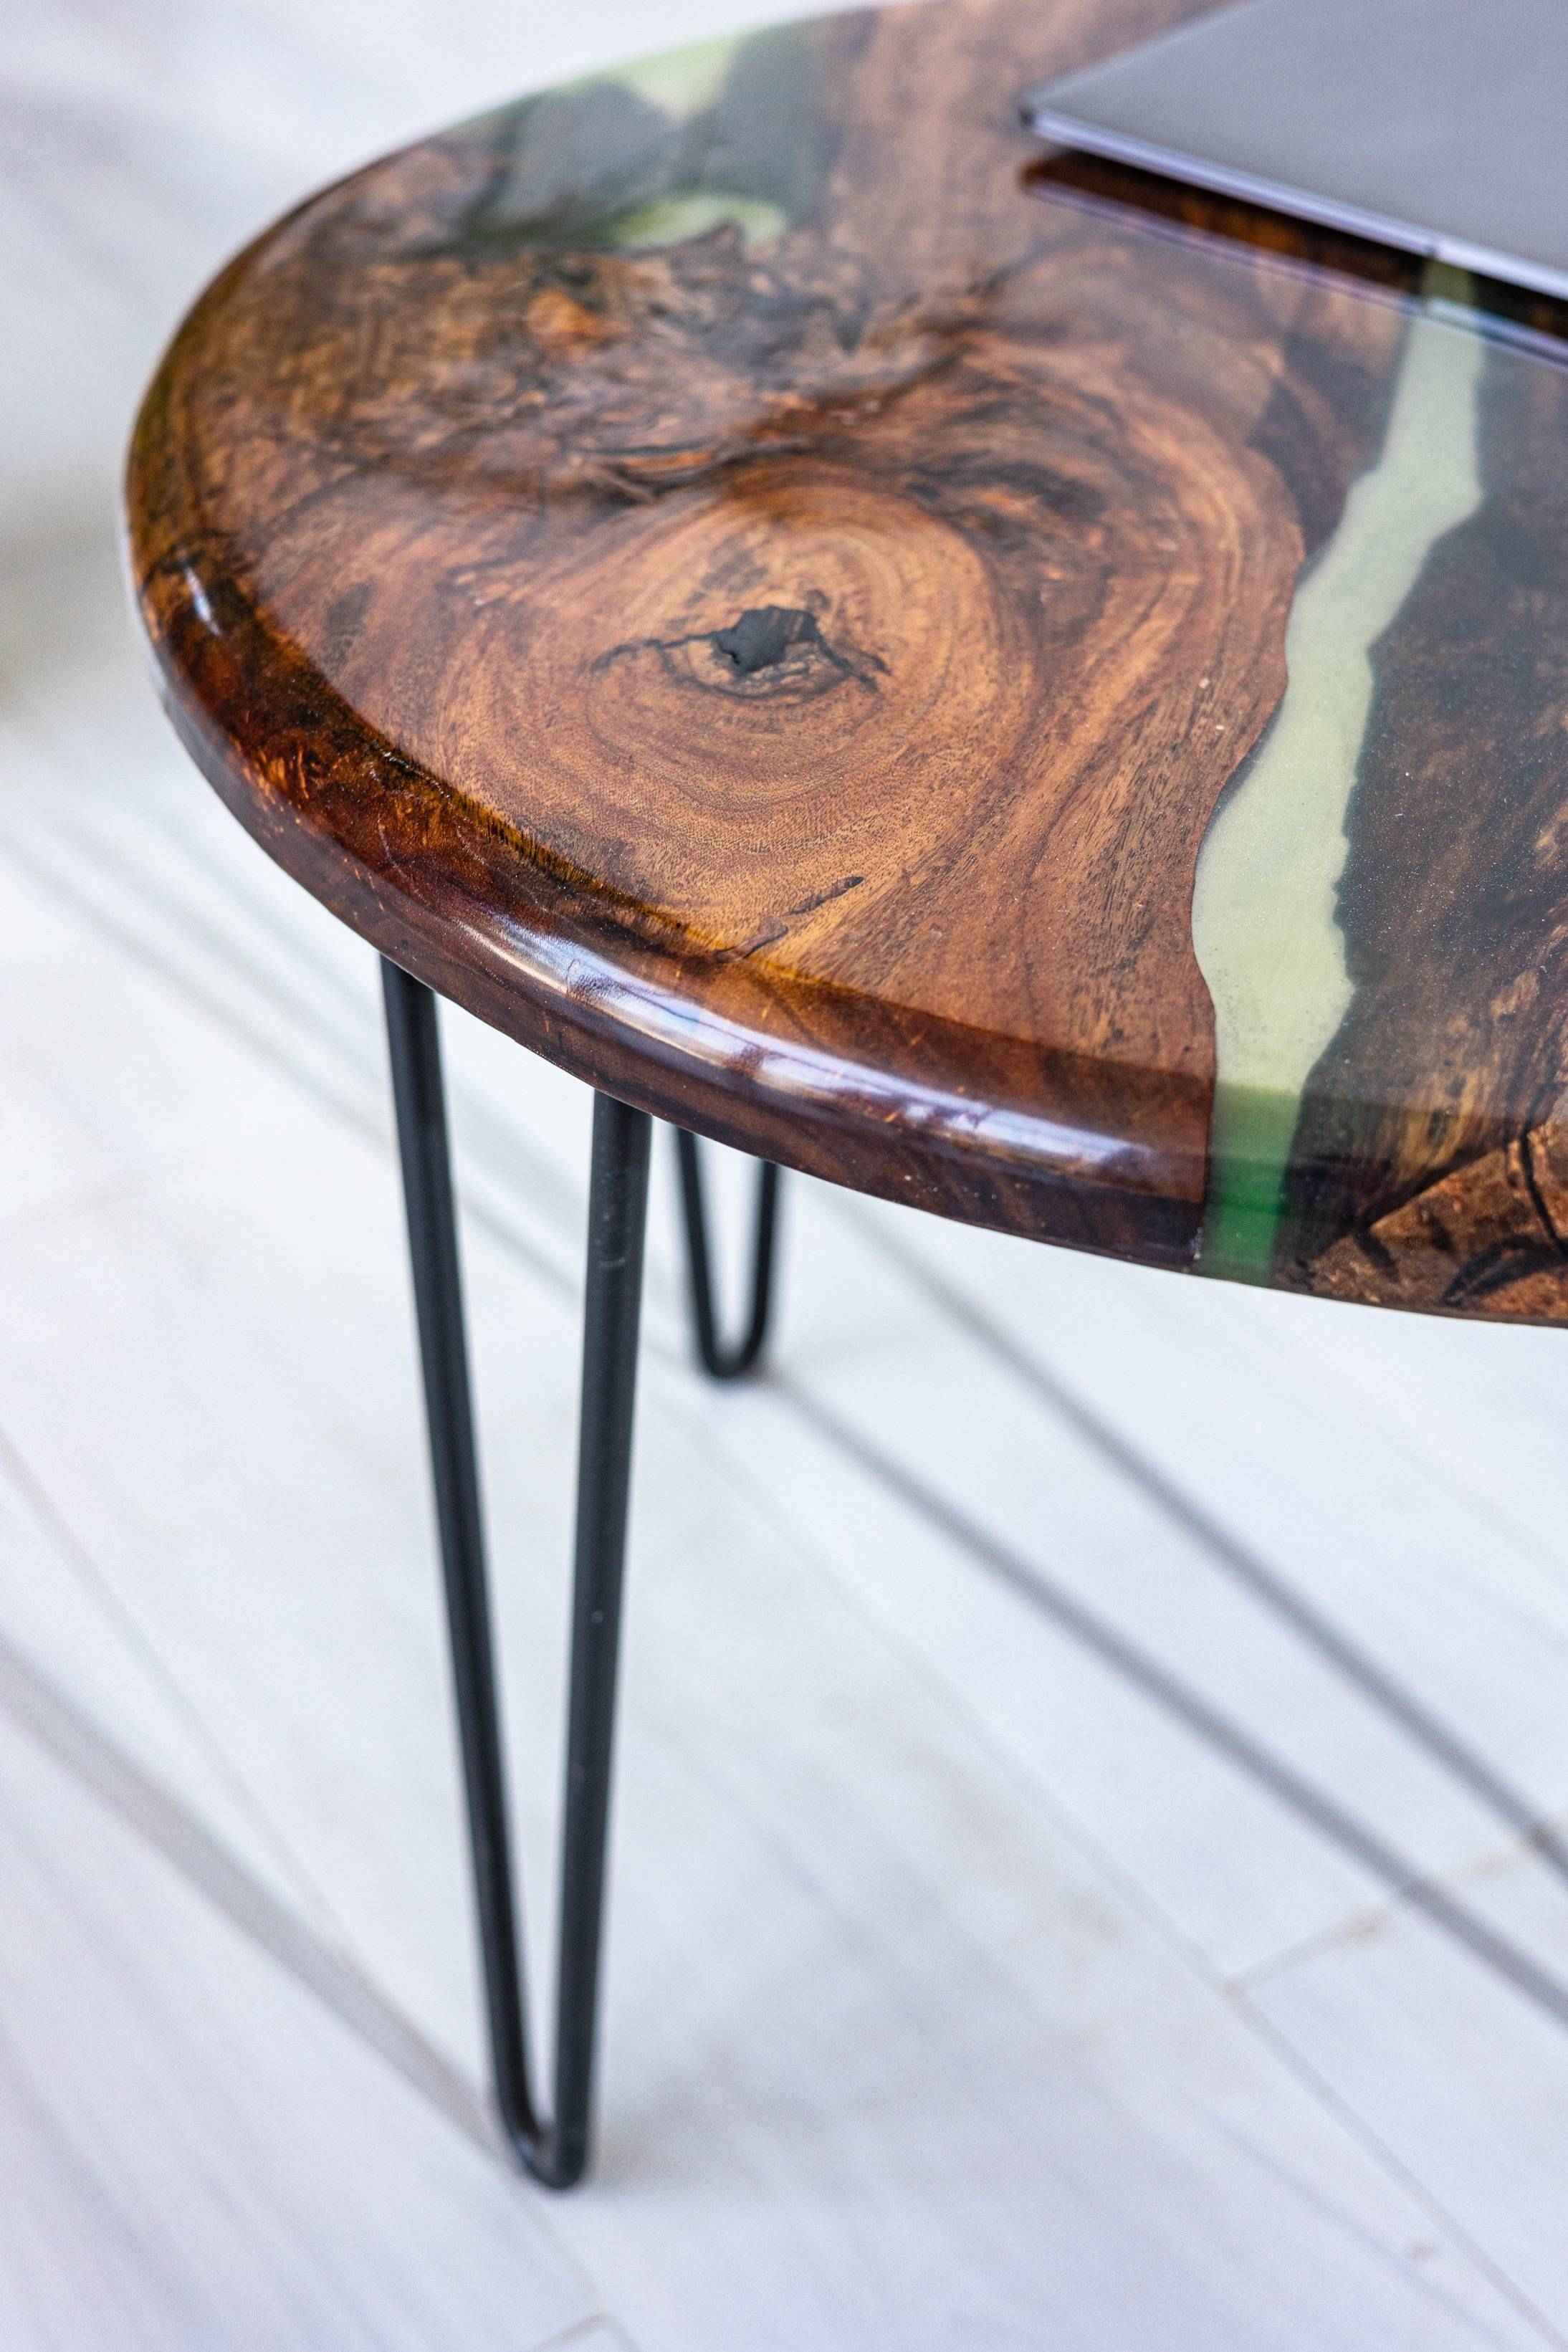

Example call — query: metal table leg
[673,1128,782,1382]
[382,957,649,2189]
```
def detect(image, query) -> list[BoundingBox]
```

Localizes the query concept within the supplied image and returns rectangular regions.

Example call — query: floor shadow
[781,1372,1568,2031]
[854,1205,1568,1890]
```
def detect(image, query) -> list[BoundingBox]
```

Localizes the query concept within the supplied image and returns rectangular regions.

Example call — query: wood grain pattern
[125,0,1568,1314]
[1277,307,1568,1320]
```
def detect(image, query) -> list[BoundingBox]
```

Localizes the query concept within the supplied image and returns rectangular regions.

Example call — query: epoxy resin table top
[127,0,1568,1322]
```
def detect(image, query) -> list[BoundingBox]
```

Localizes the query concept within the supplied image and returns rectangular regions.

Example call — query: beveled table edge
[132,529,1209,1266]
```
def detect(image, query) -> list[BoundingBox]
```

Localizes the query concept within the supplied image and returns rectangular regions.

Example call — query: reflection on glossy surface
[1194,268,1486,1282]
[430,23,829,259]
[1276,285,1568,1320]
[126,0,1568,1319]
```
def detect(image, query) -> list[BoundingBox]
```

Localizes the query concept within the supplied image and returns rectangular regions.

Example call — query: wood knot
[594,601,886,701]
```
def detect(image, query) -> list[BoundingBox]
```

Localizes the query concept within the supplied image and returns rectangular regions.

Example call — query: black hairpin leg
[381,957,649,2189]
[673,1128,783,1381]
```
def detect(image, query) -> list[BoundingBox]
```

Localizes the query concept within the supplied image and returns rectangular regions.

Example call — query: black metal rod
[550,1086,650,2181]
[381,957,650,2189]
[673,1129,782,1381]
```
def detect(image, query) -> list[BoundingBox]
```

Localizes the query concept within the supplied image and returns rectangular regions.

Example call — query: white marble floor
[4,2,1568,2346]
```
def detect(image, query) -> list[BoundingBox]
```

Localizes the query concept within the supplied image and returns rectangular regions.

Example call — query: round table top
[127,0,1568,1324]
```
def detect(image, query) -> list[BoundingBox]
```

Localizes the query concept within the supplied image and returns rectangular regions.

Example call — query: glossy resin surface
[128,0,1568,1320]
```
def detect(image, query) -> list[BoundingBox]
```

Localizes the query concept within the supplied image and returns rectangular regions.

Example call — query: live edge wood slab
[128,0,1568,1322]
